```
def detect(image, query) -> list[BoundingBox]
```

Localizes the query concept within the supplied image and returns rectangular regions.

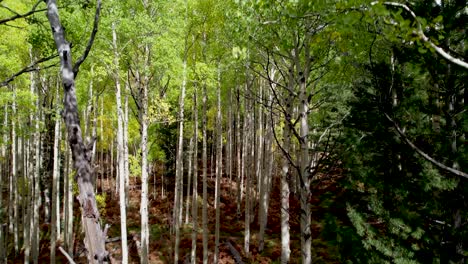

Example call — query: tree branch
[375,1,468,70]
[0,0,45,25]
[73,0,102,78]
[59,247,77,264]
[384,113,468,179]
[0,54,58,87]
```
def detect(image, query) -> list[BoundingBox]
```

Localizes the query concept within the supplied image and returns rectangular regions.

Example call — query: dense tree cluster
[0,0,466,263]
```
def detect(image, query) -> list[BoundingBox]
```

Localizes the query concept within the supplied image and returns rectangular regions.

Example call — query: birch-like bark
[23,61,35,263]
[295,43,312,264]
[46,1,108,262]
[191,88,198,264]
[202,80,209,264]
[31,81,41,264]
[244,82,251,256]
[280,73,292,263]
[185,137,193,224]
[50,83,62,264]
[139,42,151,264]
[10,87,19,254]
[0,106,4,261]
[66,147,74,256]
[214,66,222,264]
[236,85,242,217]
[174,36,188,264]
[124,81,130,205]
[227,85,233,197]
[112,21,128,264]
[259,86,273,252]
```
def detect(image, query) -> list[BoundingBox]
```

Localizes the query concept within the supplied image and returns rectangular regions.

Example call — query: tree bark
[202,79,209,264]
[214,66,222,264]
[45,1,108,262]
[112,21,128,264]
[191,87,199,264]
[139,43,151,264]
[51,83,62,264]
[174,40,188,264]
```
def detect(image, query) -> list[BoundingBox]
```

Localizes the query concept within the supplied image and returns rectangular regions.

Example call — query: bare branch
[385,113,468,179]
[59,247,77,264]
[0,0,45,25]
[73,0,102,78]
[0,54,58,87]
[375,1,468,70]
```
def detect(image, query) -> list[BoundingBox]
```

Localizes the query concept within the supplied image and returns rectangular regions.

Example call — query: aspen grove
[0,0,467,263]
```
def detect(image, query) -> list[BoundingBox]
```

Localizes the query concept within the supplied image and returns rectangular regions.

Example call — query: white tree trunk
[202,81,209,264]
[32,83,42,264]
[214,66,222,264]
[124,81,130,205]
[112,21,128,264]
[50,84,62,264]
[281,86,292,264]
[63,145,74,256]
[139,42,151,264]
[244,84,251,256]
[185,137,193,224]
[191,88,198,264]
[10,87,19,254]
[174,48,187,264]
[236,85,242,217]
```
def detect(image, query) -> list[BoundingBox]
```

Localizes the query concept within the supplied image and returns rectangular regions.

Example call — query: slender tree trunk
[112,22,128,264]
[66,147,74,256]
[202,79,209,264]
[10,87,19,255]
[50,83,62,264]
[31,83,41,264]
[281,73,292,263]
[295,44,312,264]
[0,106,4,262]
[236,85,242,217]
[214,66,222,264]
[227,86,233,197]
[244,82,251,256]
[258,95,271,253]
[174,42,188,264]
[139,42,151,264]
[191,88,198,264]
[24,80,33,262]
[185,138,193,224]
[124,81,130,205]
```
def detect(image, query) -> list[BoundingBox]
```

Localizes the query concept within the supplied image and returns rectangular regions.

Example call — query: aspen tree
[236,85,242,217]
[185,138,193,224]
[214,65,222,263]
[191,87,198,264]
[10,86,18,254]
[50,82,62,264]
[31,78,41,264]
[174,0,189,256]
[244,81,252,256]
[46,0,108,261]
[202,79,208,264]
[112,21,128,264]
[201,28,209,264]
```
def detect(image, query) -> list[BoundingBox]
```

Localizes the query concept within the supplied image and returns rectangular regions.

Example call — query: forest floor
[11,167,346,263]
[99,168,346,264]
